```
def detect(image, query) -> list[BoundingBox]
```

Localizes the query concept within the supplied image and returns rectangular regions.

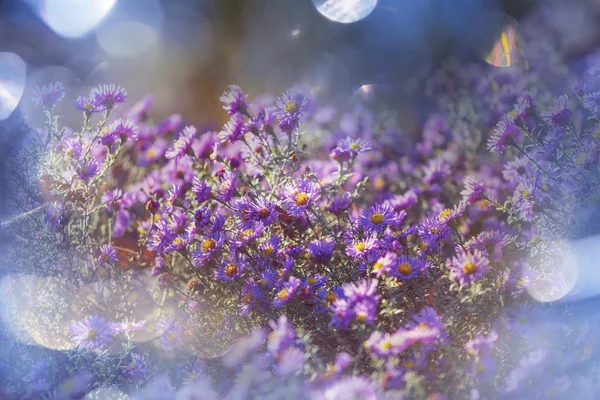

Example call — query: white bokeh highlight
[312,0,378,24]
[0,52,26,121]
[38,0,116,38]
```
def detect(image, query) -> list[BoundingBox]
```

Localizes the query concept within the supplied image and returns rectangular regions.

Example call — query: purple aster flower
[461,175,486,205]
[389,189,418,211]
[164,183,182,214]
[113,318,146,334]
[280,179,320,216]
[98,244,118,265]
[418,217,450,244]
[69,315,114,350]
[98,126,119,146]
[113,209,131,237]
[410,306,445,332]
[447,249,491,286]
[192,178,212,204]
[465,230,509,263]
[541,94,571,127]
[166,125,197,159]
[503,156,529,184]
[328,192,352,215]
[364,331,397,357]
[359,202,403,234]
[74,95,105,113]
[353,299,378,324]
[216,171,237,202]
[138,138,168,166]
[251,197,279,227]
[125,93,153,122]
[423,157,451,185]
[163,156,195,184]
[214,253,248,281]
[147,220,175,254]
[466,331,498,356]
[268,315,297,355]
[220,85,247,115]
[122,353,148,381]
[158,318,183,351]
[487,115,517,153]
[306,239,335,263]
[191,232,224,266]
[101,188,122,212]
[76,158,100,181]
[273,276,301,309]
[330,146,352,162]
[338,136,374,156]
[62,137,83,159]
[329,298,355,330]
[107,118,138,142]
[31,82,65,108]
[239,279,264,315]
[193,207,211,229]
[391,255,426,280]
[322,377,377,400]
[371,252,397,278]
[274,89,308,131]
[91,84,127,108]
[511,93,532,120]
[512,180,536,221]
[157,114,183,136]
[437,201,466,225]
[343,279,379,303]
[583,91,600,110]
[219,113,247,143]
[345,235,380,259]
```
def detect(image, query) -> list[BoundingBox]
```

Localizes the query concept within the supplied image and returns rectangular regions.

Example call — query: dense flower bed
[4,21,600,400]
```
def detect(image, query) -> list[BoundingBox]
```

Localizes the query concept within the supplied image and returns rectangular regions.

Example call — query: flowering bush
[3,24,600,400]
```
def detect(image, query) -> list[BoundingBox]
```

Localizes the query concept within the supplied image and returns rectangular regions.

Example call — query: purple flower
[273,276,301,308]
[125,93,153,122]
[63,137,83,159]
[391,255,426,280]
[328,192,352,215]
[220,85,247,115]
[239,279,264,315]
[74,96,105,113]
[338,136,374,156]
[216,171,237,202]
[329,298,355,330]
[98,244,118,265]
[76,158,100,181]
[32,82,64,108]
[583,91,600,110]
[163,156,195,184]
[138,138,168,165]
[322,377,377,400]
[113,318,146,334]
[101,188,123,212]
[69,315,114,350]
[359,203,403,234]
[306,239,335,263]
[122,353,148,381]
[488,115,516,153]
[343,279,379,304]
[233,196,279,229]
[164,183,182,214]
[166,126,197,159]
[512,93,532,119]
[466,331,498,356]
[345,235,380,259]
[465,230,509,263]
[219,114,247,143]
[540,94,571,127]
[158,318,183,351]
[91,84,127,108]
[147,220,175,254]
[274,89,308,131]
[193,207,211,229]
[461,175,486,205]
[512,180,536,221]
[214,253,248,281]
[280,179,320,216]
[192,232,224,266]
[268,315,297,355]
[447,249,491,286]
[192,178,212,204]
[437,201,466,225]
[107,118,138,142]
[423,158,450,185]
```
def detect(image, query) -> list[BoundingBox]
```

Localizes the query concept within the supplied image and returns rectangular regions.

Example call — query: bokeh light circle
[0,52,26,121]
[38,0,116,38]
[312,0,378,24]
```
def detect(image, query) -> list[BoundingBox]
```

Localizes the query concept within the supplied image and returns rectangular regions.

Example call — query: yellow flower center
[294,192,309,206]
[354,242,366,252]
[522,189,530,200]
[240,229,254,240]
[147,148,156,158]
[260,279,269,289]
[201,238,217,252]
[263,246,274,257]
[576,153,587,167]
[462,262,477,275]
[242,294,254,304]
[84,103,95,111]
[307,277,317,285]
[101,254,110,263]
[284,100,298,114]
[224,263,238,277]
[85,329,98,341]
[350,143,360,150]
[381,340,392,350]
[173,237,184,247]
[476,363,486,375]
[356,312,367,322]
[372,261,383,270]
[439,208,452,220]
[397,262,412,276]
[277,289,289,300]
[370,213,384,225]
[65,149,74,157]
[403,360,415,369]
[325,291,337,303]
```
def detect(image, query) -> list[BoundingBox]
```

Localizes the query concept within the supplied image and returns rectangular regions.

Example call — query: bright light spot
[97,20,158,58]
[0,52,26,121]
[312,0,378,24]
[84,386,130,399]
[473,12,527,69]
[38,0,116,38]
[291,27,302,38]
[527,239,578,303]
